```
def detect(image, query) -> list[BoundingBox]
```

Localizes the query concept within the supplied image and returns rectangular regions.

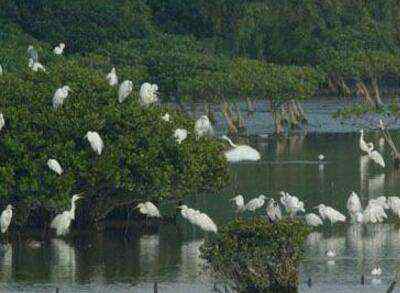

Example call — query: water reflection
[0,244,12,281]
[51,239,76,282]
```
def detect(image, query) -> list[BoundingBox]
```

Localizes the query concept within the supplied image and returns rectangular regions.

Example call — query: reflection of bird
[53,86,71,109]
[0,205,13,233]
[179,205,217,233]
[136,202,161,218]
[47,159,63,175]
[230,195,245,213]
[53,43,65,55]
[245,195,267,211]
[0,244,12,281]
[347,191,362,222]
[106,67,118,86]
[139,82,159,106]
[118,80,133,103]
[317,204,346,224]
[51,194,83,236]
[266,199,282,222]
[0,113,5,131]
[139,235,159,270]
[195,116,214,139]
[305,213,323,227]
[280,191,305,216]
[174,129,188,144]
[180,239,204,278]
[368,174,385,197]
[221,135,260,163]
[85,131,104,155]
[51,239,76,281]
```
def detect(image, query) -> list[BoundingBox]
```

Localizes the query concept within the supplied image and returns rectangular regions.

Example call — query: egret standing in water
[136,202,161,218]
[174,129,188,144]
[195,116,214,139]
[0,205,13,233]
[53,43,65,55]
[221,135,261,163]
[85,131,104,155]
[53,86,71,109]
[118,80,133,103]
[51,194,83,236]
[106,67,118,86]
[139,82,159,106]
[0,113,5,131]
[47,159,63,175]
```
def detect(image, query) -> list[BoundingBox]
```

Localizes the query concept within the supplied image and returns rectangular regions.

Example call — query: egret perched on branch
[106,67,118,86]
[139,82,159,106]
[366,143,385,168]
[388,196,400,217]
[363,201,387,224]
[53,86,71,109]
[266,199,282,222]
[230,195,245,213]
[221,135,261,163]
[305,213,323,227]
[316,204,346,224]
[118,80,133,103]
[53,43,65,55]
[195,115,214,139]
[47,159,63,175]
[245,195,267,211]
[174,129,188,144]
[347,191,362,222]
[161,113,170,122]
[85,131,104,155]
[51,194,83,236]
[0,113,5,131]
[0,205,13,233]
[136,202,161,218]
[179,205,217,233]
[28,58,45,72]
[280,191,305,216]
[27,45,38,63]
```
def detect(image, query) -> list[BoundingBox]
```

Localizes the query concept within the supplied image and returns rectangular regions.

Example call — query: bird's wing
[369,150,385,167]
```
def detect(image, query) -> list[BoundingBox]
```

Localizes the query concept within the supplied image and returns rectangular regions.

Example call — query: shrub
[200,217,310,292]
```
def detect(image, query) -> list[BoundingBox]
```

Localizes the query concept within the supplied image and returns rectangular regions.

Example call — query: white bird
[245,195,267,211]
[370,196,389,210]
[51,194,83,236]
[230,195,245,213]
[85,131,104,155]
[279,191,305,216]
[0,64,3,75]
[174,129,188,144]
[316,204,346,224]
[305,213,323,227]
[0,205,13,233]
[179,205,217,233]
[194,115,214,139]
[366,143,385,168]
[0,113,5,131]
[47,159,63,175]
[359,129,370,154]
[118,80,133,103]
[371,265,382,276]
[27,45,38,63]
[106,67,118,86]
[266,199,282,222]
[28,58,46,72]
[139,82,159,106]
[221,135,261,163]
[53,43,65,55]
[136,202,161,218]
[318,154,325,161]
[388,196,400,217]
[52,86,71,109]
[355,211,364,224]
[347,191,362,221]
[363,201,387,224]
[161,113,170,122]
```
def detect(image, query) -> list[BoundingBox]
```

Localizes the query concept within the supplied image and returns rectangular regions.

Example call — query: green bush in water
[200,217,310,292]
[0,57,229,230]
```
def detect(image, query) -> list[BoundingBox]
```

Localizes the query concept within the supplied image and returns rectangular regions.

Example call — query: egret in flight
[85,131,104,155]
[51,194,83,236]
[221,135,261,163]
[118,80,133,103]
[136,202,161,218]
[106,67,118,86]
[0,113,5,131]
[174,129,188,144]
[194,116,214,139]
[53,43,66,55]
[53,86,71,109]
[179,205,217,233]
[139,82,159,106]
[47,159,63,175]
[0,205,13,233]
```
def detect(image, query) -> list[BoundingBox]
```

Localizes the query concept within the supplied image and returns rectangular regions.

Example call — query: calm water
[2,121,400,291]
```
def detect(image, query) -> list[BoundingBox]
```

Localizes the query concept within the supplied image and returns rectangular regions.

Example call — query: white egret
[27,45,38,63]
[221,135,261,163]
[47,159,63,175]
[245,195,267,211]
[179,205,217,233]
[136,202,161,218]
[371,265,382,276]
[388,196,400,217]
[365,142,385,168]
[280,191,305,216]
[0,205,13,233]
[53,43,65,55]
[359,129,370,154]
[52,86,71,109]
[0,113,5,131]
[0,64,3,75]
[28,58,46,72]
[355,211,364,224]
[230,195,245,213]
[316,204,346,224]
[266,198,282,222]
[325,249,336,265]
[194,115,214,139]
[370,196,389,210]
[318,154,325,160]
[347,191,362,221]
[363,201,387,224]
[139,82,159,106]
[85,131,104,155]
[106,67,118,86]
[174,128,188,144]
[305,213,323,227]
[161,113,170,122]
[50,193,83,236]
[118,80,133,103]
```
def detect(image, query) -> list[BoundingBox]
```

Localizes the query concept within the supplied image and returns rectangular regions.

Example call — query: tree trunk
[371,77,385,108]
[356,82,375,108]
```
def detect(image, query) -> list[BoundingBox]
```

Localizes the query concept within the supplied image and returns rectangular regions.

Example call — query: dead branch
[378,120,400,169]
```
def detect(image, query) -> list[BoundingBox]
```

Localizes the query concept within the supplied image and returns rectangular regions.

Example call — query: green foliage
[200,217,310,292]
